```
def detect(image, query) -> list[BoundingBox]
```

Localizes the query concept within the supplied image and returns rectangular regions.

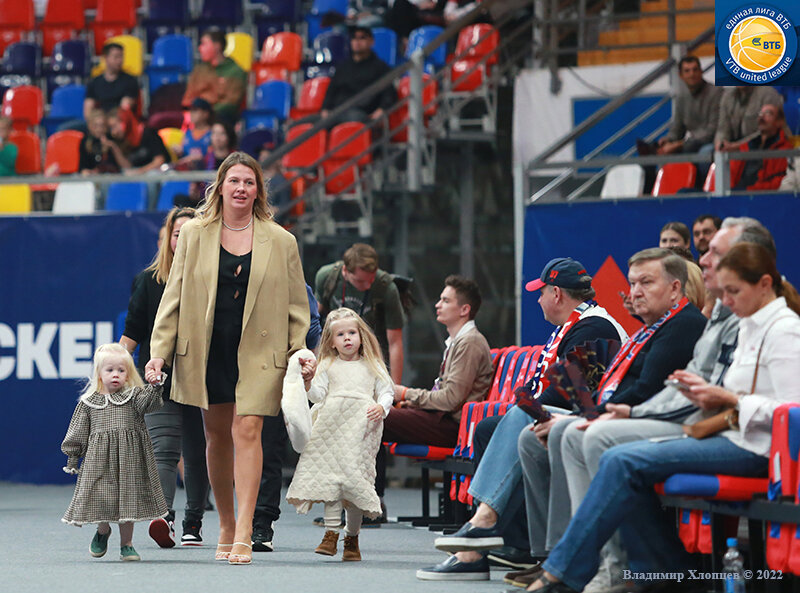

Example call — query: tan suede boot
[342,535,361,561]
[315,530,339,556]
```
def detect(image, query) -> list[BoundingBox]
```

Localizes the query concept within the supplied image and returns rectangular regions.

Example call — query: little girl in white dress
[286,308,393,561]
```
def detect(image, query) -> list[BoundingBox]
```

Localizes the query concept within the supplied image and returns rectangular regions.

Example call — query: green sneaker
[120,545,141,561]
[90,529,111,558]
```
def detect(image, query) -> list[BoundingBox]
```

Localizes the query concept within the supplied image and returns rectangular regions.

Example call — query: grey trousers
[145,399,209,523]
[560,418,686,580]
[517,416,578,556]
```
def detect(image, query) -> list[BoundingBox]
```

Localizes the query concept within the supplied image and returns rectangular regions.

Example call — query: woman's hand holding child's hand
[366,404,384,422]
[299,357,316,388]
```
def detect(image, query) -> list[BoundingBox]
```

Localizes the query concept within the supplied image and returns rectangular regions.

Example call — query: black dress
[206,246,252,404]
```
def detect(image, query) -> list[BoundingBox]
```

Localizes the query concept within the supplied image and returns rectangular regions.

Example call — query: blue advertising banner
[0,212,162,483]
[522,194,800,347]
[715,0,800,85]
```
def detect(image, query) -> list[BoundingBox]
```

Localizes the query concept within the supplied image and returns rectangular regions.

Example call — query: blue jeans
[467,405,532,514]
[543,436,767,591]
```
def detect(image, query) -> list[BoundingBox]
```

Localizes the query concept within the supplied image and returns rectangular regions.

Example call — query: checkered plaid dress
[61,385,168,526]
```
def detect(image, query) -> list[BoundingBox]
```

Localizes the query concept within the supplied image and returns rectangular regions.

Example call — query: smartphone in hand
[664,378,692,392]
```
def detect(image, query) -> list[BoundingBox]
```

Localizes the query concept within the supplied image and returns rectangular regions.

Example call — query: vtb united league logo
[717,3,797,83]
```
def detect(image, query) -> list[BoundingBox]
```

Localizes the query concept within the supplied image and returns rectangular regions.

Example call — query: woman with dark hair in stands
[107,107,172,175]
[120,207,210,548]
[526,242,800,593]
[204,122,237,171]
[659,221,691,250]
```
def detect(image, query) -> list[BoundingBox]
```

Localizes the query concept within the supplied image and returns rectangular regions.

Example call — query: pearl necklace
[222,217,253,231]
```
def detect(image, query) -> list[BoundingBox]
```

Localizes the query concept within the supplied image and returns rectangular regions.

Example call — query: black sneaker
[149,518,176,548]
[252,525,274,552]
[361,500,387,528]
[181,519,203,546]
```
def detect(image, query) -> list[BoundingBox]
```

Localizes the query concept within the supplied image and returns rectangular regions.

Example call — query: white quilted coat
[286,358,392,518]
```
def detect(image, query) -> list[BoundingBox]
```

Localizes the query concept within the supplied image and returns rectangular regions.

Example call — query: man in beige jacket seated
[372,275,494,523]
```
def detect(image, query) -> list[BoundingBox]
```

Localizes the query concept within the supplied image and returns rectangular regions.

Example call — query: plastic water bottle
[723,537,746,593]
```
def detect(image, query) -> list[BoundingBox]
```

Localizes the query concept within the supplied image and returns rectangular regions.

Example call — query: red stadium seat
[289,77,331,120]
[91,0,137,54]
[40,0,86,56]
[281,123,327,175]
[390,74,438,142]
[323,122,371,194]
[260,32,302,70]
[2,85,44,131]
[8,130,41,174]
[651,162,696,196]
[0,0,34,58]
[455,24,499,65]
[45,130,84,175]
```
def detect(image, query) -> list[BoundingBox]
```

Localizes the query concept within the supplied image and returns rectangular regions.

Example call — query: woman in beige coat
[145,152,309,565]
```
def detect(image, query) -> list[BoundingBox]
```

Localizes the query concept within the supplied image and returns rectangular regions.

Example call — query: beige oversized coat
[149,217,310,416]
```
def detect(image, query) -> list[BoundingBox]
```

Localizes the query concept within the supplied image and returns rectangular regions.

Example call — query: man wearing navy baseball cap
[418,257,627,581]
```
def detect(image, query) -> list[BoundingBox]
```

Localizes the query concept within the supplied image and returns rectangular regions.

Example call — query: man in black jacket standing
[320,26,396,125]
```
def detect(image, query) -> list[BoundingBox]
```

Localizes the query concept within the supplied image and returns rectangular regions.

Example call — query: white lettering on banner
[0,323,15,381]
[0,321,114,380]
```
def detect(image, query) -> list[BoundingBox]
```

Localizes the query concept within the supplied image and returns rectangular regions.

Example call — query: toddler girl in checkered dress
[61,343,168,561]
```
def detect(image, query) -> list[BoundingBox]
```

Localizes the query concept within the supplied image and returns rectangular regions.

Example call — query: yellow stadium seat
[0,184,32,213]
[92,35,144,77]
[225,32,255,72]
[158,127,185,161]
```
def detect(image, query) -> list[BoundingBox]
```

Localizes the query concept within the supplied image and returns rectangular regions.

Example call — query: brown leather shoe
[342,535,361,561]
[503,562,543,587]
[315,530,339,556]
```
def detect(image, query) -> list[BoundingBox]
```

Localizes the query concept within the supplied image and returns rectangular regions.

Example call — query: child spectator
[61,344,167,561]
[175,98,214,170]
[286,308,393,561]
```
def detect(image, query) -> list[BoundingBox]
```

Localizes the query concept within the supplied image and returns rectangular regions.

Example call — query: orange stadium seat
[390,74,438,142]
[0,0,34,58]
[289,77,331,120]
[40,0,86,56]
[91,0,137,55]
[254,32,303,86]
[324,122,371,194]
[652,162,697,196]
[8,130,42,174]
[282,123,327,178]
[2,85,44,131]
[45,131,84,176]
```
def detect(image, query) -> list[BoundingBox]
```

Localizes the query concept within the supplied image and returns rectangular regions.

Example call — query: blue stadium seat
[407,26,446,72]
[156,180,191,211]
[47,40,89,97]
[143,0,189,51]
[372,27,397,67]
[313,30,349,65]
[306,0,348,42]
[239,128,279,160]
[147,34,193,95]
[106,182,149,211]
[2,41,41,85]
[243,80,292,130]
[42,84,85,135]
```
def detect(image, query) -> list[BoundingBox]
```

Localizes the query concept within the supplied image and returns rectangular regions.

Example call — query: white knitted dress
[286,358,392,518]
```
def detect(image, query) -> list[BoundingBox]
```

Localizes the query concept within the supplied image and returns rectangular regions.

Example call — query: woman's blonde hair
[318,308,392,385]
[146,206,196,284]
[197,151,272,225]
[79,343,144,400]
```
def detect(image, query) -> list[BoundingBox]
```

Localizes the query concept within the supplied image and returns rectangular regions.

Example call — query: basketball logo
[717,4,797,84]
[729,16,785,72]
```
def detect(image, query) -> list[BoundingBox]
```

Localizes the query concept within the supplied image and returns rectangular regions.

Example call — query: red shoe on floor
[149,518,176,548]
